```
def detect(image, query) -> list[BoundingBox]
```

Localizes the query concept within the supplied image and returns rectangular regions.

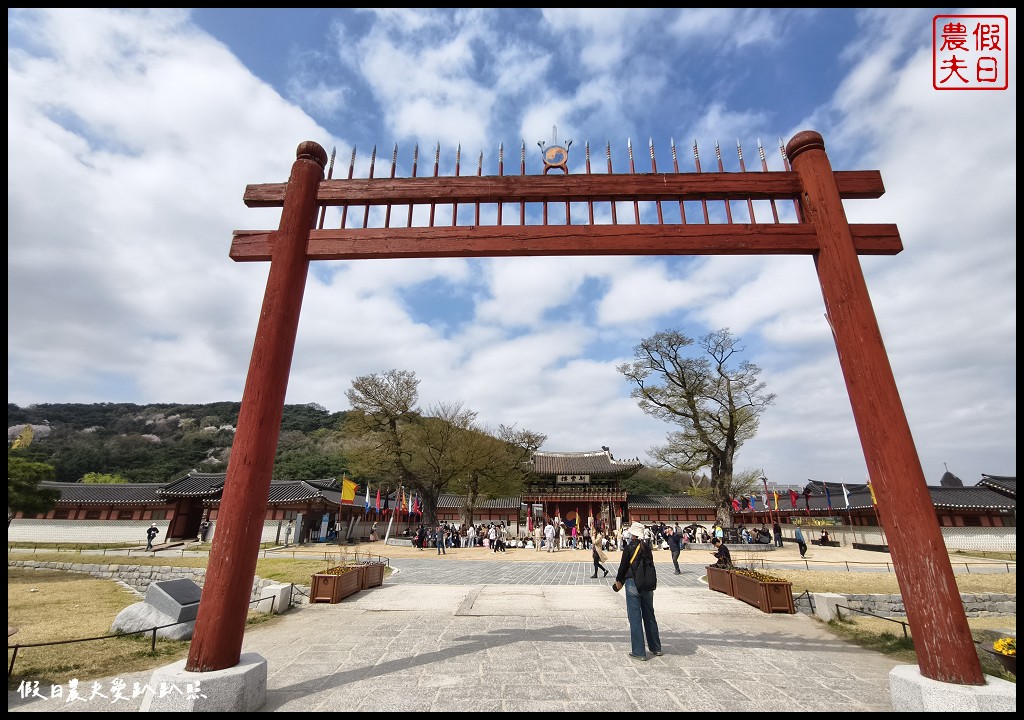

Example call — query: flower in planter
[733,568,788,583]
[318,566,357,576]
[993,637,1016,657]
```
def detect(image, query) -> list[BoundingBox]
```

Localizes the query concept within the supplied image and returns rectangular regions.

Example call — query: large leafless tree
[618,328,775,525]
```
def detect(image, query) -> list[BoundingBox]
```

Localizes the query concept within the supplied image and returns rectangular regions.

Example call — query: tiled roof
[927,486,1016,510]
[159,472,226,498]
[787,482,1015,512]
[978,475,1016,498]
[436,494,522,510]
[266,480,342,505]
[530,450,643,477]
[628,495,716,510]
[43,482,166,505]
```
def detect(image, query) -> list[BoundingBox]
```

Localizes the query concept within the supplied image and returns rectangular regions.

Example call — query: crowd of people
[371,518,835,560]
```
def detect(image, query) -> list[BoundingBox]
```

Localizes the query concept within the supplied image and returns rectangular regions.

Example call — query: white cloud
[8,8,1015,489]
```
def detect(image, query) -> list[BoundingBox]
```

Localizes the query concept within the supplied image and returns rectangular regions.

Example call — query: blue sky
[7,8,1016,487]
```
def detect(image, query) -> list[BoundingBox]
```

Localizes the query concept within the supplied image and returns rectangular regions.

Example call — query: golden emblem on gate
[538,125,572,174]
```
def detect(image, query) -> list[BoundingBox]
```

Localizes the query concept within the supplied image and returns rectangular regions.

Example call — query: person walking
[145,523,159,551]
[794,526,807,558]
[435,524,447,555]
[533,522,543,552]
[665,526,683,575]
[612,521,662,661]
[590,533,609,578]
[544,520,555,552]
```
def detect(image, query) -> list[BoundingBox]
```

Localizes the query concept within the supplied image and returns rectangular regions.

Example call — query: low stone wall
[782,525,1016,553]
[832,592,1015,619]
[690,542,775,553]
[9,559,310,606]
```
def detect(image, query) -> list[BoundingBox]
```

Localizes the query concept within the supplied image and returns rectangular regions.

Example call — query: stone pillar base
[139,653,267,712]
[889,665,1016,712]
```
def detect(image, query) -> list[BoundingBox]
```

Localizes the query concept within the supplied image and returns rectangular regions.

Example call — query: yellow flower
[993,637,1016,656]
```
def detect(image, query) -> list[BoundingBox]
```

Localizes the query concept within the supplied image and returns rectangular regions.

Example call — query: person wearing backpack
[612,521,663,661]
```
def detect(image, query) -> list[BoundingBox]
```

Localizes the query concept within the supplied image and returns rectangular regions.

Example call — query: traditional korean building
[724,478,1017,530]
[521,448,644,533]
[9,457,1014,549]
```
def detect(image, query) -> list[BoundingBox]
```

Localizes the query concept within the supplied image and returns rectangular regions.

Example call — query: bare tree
[451,423,547,528]
[343,370,545,527]
[618,328,775,526]
[343,369,422,509]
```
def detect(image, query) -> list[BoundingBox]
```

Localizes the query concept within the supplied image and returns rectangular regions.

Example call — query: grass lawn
[8,568,192,690]
[6,548,392,690]
[10,549,1014,689]
[9,549,388,588]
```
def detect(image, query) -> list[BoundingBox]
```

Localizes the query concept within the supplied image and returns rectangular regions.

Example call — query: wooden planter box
[761,579,796,613]
[731,571,795,614]
[357,562,386,589]
[310,567,361,603]
[706,565,735,595]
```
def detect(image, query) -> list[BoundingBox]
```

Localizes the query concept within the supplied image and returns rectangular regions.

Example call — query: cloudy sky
[8,9,1016,487]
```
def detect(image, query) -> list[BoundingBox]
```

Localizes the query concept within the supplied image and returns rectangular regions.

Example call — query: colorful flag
[731,497,740,512]
[842,484,851,508]
[789,489,799,509]
[375,487,381,513]
[340,477,357,505]
[867,479,878,506]
[401,488,408,515]
[749,495,758,511]
[825,486,833,510]
[773,490,779,511]
[364,483,371,514]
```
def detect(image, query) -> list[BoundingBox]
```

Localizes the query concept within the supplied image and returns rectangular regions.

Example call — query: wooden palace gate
[184,131,984,686]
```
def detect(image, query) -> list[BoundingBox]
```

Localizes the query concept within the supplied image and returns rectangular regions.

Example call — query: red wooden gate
[186,132,984,686]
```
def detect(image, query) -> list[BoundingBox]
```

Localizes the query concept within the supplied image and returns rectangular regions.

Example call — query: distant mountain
[7,402,349,484]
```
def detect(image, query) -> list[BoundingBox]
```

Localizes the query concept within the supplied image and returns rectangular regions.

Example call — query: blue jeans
[624,578,661,657]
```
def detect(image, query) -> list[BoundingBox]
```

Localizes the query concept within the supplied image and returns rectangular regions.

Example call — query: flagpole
[761,474,775,527]
[384,485,399,544]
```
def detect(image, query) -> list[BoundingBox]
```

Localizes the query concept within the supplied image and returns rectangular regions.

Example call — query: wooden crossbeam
[242,170,886,208]
[229,223,902,262]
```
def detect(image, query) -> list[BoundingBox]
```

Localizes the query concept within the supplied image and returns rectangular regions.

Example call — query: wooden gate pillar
[787,131,984,685]
[185,141,327,672]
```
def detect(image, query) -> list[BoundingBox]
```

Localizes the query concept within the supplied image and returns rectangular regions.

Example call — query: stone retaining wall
[829,592,1015,619]
[9,559,311,606]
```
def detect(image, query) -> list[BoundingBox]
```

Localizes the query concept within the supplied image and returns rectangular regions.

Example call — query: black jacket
[713,542,732,567]
[615,538,653,585]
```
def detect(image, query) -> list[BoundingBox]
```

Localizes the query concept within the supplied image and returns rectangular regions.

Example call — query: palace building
[8,450,1015,550]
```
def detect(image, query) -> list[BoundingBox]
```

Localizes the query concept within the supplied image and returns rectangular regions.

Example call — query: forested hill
[7,402,350,485]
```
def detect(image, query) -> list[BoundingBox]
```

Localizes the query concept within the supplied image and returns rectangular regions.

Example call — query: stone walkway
[9,556,909,713]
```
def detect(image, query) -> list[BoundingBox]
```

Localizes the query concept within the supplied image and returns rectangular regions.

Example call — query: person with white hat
[612,521,663,661]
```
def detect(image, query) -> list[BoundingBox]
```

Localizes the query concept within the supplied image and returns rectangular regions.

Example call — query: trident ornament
[537,125,572,174]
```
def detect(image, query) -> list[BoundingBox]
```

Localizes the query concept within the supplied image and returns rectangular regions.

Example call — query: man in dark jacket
[711,537,732,568]
[146,523,159,551]
[612,521,663,661]
[665,526,683,575]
